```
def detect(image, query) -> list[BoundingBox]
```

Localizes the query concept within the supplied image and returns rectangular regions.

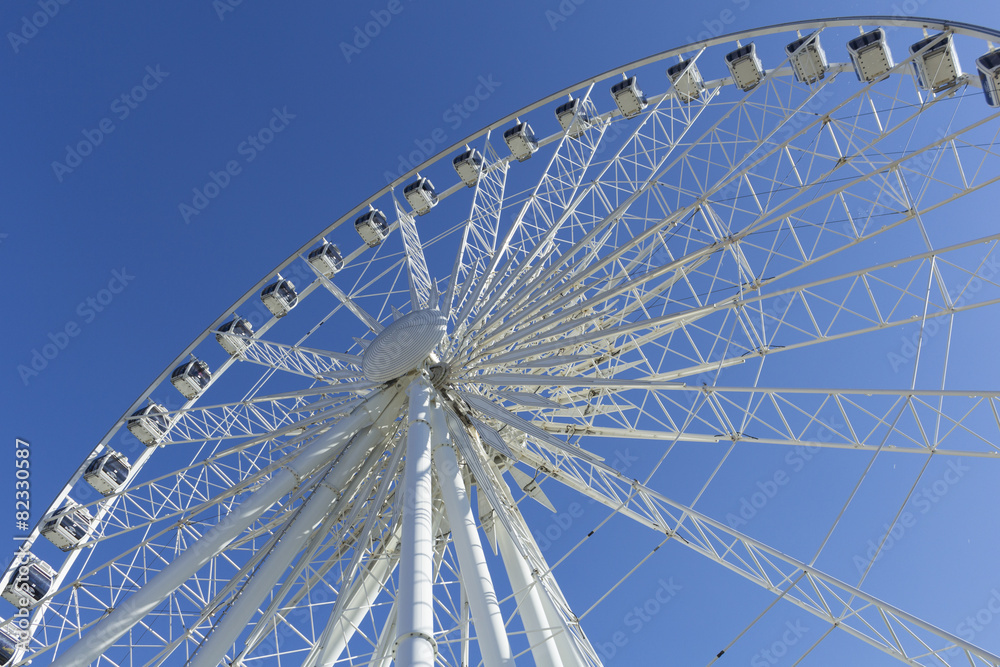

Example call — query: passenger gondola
[453,148,484,187]
[555,97,590,137]
[503,121,538,161]
[127,402,168,445]
[41,503,93,551]
[909,32,962,91]
[976,50,1000,107]
[610,76,647,118]
[667,58,705,102]
[84,452,131,495]
[0,628,16,666]
[307,240,345,277]
[725,43,765,91]
[1,557,54,607]
[355,208,389,247]
[261,275,297,317]
[170,357,211,399]
[216,316,254,356]
[847,28,894,82]
[403,176,438,215]
[786,32,828,83]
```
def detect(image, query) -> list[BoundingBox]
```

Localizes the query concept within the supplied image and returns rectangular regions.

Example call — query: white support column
[496,523,563,667]
[372,600,399,667]
[429,404,513,667]
[190,424,385,667]
[50,387,397,667]
[315,531,401,666]
[395,378,436,667]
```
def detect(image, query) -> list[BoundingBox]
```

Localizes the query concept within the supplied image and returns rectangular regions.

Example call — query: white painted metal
[48,388,395,667]
[394,196,433,310]
[429,404,513,667]
[496,523,563,667]
[395,379,436,667]
[313,531,400,666]
[189,424,387,667]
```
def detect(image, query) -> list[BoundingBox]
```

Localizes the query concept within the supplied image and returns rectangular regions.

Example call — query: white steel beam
[190,423,387,667]
[429,403,513,667]
[49,387,398,667]
[394,378,436,667]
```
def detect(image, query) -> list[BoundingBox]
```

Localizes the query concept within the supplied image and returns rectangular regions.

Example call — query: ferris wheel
[5,15,1000,666]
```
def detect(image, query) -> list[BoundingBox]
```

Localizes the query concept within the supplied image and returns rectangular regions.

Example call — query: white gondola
[909,32,962,92]
[667,58,705,102]
[127,402,168,445]
[261,275,297,317]
[1,557,54,607]
[555,97,590,137]
[610,76,647,118]
[216,316,254,356]
[41,502,93,551]
[847,28,894,82]
[503,121,537,161]
[170,357,211,399]
[403,176,438,215]
[307,240,344,277]
[725,43,765,91]
[84,452,131,495]
[355,208,389,247]
[785,31,828,84]
[0,628,16,666]
[977,50,1000,107]
[452,148,484,187]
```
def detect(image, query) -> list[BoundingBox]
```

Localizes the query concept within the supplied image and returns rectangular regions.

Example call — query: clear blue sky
[4,1,1000,664]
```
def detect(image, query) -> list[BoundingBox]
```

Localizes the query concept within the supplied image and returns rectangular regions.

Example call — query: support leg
[394,378,436,667]
[430,402,513,667]
[50,388,397,667]
[190,424,386,667]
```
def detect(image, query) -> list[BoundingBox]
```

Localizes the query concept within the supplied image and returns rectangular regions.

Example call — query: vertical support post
[395,378,436,667]
[429,404,513,667]
[496,524,563,667]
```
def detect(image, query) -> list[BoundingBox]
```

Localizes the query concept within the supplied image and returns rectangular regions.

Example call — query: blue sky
[5,1,1000,665]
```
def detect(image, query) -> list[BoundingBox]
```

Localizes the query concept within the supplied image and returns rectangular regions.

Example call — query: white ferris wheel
[5,15,1000,667]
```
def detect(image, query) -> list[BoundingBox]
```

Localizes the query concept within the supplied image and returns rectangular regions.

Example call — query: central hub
[362,309,448,382]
